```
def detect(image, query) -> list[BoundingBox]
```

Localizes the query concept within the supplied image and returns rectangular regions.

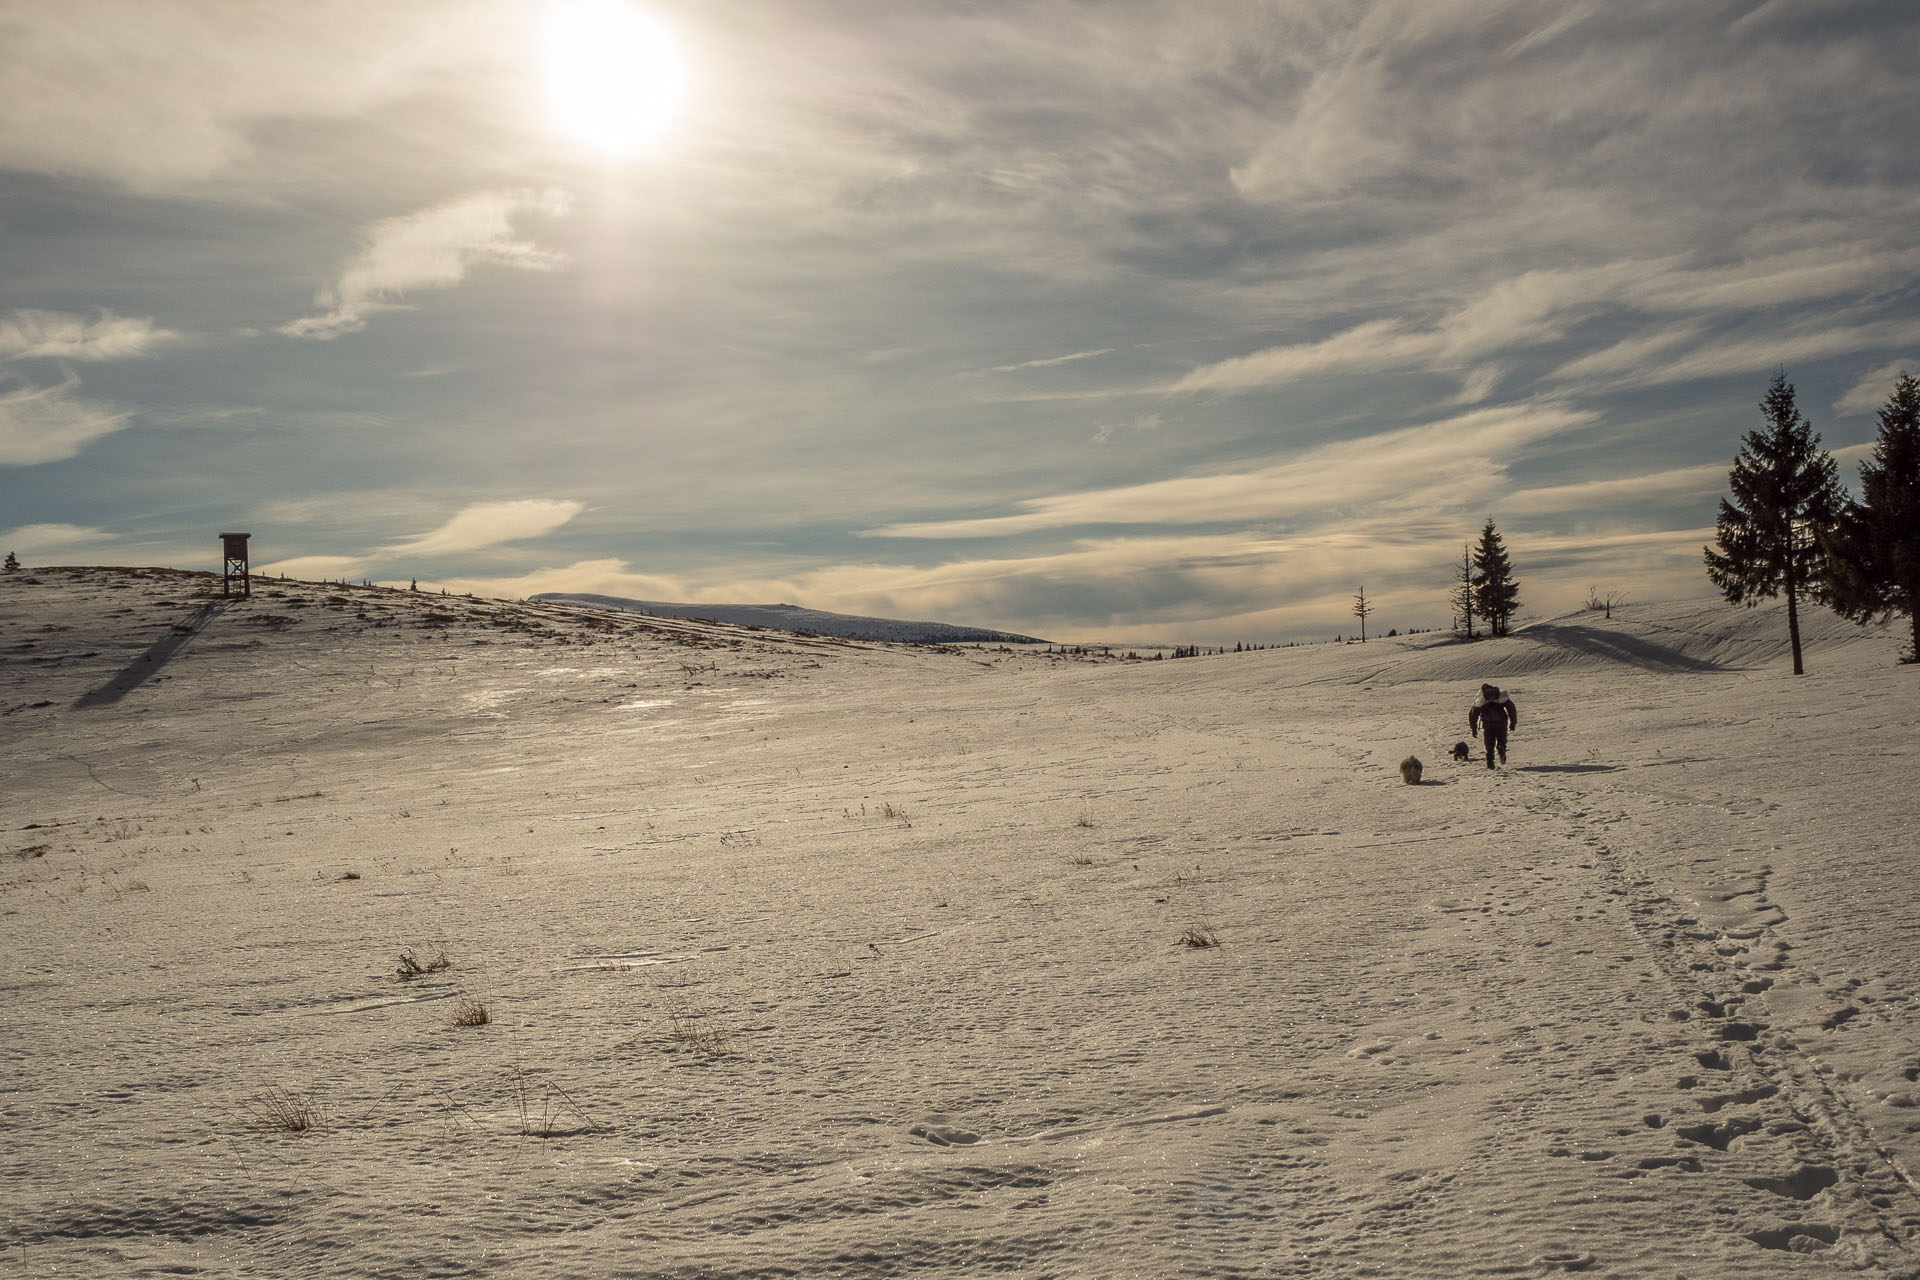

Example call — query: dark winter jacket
[1469,687,1518,734]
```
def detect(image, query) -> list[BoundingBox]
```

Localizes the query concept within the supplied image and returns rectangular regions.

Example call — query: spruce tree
[2,551,18,572]
[1451,542,1477,638]
[1352,585,1371,642]
[1704,371,1845,675]
[1822,372,1920,662]
[1472,519,1520,636]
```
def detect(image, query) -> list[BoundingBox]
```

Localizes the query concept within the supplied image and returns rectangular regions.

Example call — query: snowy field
[3,565,1918,1279]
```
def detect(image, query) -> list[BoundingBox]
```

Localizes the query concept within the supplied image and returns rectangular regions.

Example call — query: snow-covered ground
[4,566,1918,1278]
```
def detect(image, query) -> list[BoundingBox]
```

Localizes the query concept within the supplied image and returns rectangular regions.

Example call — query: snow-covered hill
[531,591,1048,645]
[5,567,1918,1277]
[1278,598,1893,686]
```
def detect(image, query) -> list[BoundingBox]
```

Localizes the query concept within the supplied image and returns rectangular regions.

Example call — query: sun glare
[541,0,689,158]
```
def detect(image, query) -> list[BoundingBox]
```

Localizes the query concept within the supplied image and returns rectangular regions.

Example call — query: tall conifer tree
[1822,372,1920,662]
[1704,371,1845,675]
[1472,519,1520,636]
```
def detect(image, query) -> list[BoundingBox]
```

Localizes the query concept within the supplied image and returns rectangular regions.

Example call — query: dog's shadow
[1406,778,1450,786]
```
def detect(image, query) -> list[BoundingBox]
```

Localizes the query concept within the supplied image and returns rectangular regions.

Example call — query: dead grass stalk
[239,1087,324,1134]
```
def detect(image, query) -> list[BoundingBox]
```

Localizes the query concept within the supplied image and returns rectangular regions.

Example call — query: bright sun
[541,0,689,157]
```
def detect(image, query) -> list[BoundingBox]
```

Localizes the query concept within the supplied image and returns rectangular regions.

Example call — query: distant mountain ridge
[531,593,1048,645]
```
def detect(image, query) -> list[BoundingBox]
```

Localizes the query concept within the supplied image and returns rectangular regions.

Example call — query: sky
[2,0,1917,644]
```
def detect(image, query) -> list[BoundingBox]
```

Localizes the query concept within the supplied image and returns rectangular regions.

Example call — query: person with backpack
[1469,683,1517,770]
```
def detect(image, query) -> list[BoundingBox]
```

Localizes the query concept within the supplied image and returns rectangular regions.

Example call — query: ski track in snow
[3,567,1918,1278]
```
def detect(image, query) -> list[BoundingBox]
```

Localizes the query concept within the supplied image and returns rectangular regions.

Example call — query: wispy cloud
[254,554,371,580]
[384,499,586,557]
[0,2,511,190]
[1501,4,1595,60]
[870,402,1595,538]
[253,499,587,580]
[1602,320,1920,392]
[1453,365,1505,405]
[1257,248,1897,407]
[1170,320,1441,395]
[1172,249,1910,400]
[985,349,1113,374]
[1089,412,1164,444]
[1634,248,1918,314]
[0,310,174,360]
[1229,57,1401,204]
[1548,325,1706,383]
[1166,260,1669,396]
[1835,359,1917,417]
[0,522,114,554]
[281,189,572,339]
[0,377,131,465]
[1502,463,1729,518]
[1831,440,1878,474]
[1434,261,1671,360]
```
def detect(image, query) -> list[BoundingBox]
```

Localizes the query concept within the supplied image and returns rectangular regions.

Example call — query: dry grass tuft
[397,945,452,979]
[664,1002,733,1057]
[451,996,490,1027]
[1073,808,1096,828]
[240,1087,324,1134]
[1177,924,1221,949]
[512,1067,599,1137]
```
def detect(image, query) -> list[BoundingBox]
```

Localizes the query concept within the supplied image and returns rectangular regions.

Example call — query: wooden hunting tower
[220,532,251,598]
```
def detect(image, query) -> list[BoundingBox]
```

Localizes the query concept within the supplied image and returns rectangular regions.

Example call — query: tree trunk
[1786,579,1805,676]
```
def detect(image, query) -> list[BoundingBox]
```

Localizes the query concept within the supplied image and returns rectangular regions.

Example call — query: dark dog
[1450,741,1471,762]
[1400,755,1423,785]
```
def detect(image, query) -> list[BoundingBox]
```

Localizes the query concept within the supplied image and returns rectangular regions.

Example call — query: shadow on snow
[1518,623,1727,674]
[73,601,229,709]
